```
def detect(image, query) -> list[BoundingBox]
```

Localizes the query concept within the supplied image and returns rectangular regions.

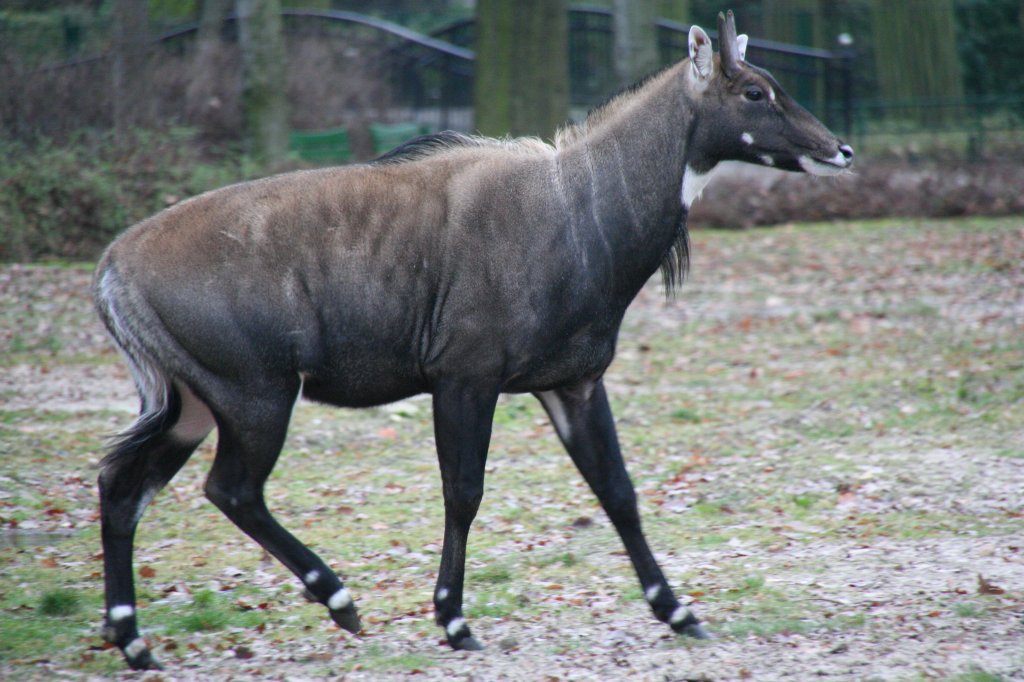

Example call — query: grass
[1,217,1022,678]
[37,589,81,616]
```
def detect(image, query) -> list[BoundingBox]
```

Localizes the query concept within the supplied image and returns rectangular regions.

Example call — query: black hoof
[669,606,710,639]
[452,635,484,651]
[126,647,162,671]
[680,622,712,640]
[331,605,362,634]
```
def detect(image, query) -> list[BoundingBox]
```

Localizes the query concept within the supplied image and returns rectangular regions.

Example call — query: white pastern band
[109,605,134,622]
[446,617,467,637]
[327,587,352,611]
[124,638,149,658]
[669,605,691,625]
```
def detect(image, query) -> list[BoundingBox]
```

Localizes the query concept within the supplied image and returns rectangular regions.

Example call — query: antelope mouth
[798,145,854,177]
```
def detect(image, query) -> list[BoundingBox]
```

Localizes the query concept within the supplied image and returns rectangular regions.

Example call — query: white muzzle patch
[798,152,849,177]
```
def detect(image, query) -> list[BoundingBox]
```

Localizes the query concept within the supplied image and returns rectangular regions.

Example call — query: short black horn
[717,10,741,78]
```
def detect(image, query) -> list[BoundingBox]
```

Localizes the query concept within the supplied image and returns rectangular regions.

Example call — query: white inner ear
[688,25,713,80]
[736,34,748,61]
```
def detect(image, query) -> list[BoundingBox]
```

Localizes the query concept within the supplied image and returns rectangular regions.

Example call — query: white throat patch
[681,165,717,208]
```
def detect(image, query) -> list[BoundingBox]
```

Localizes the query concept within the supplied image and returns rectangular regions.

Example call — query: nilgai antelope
[94,11,852,669]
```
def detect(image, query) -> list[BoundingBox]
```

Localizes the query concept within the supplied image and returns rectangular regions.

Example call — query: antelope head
[686,10,854,176]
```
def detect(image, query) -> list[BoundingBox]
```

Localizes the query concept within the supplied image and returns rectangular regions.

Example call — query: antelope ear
[736,34,748,62]
[688,25,713,80]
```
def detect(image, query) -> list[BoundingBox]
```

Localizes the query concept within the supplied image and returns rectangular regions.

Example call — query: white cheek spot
[760,154,775,166]
[124,638,149,658]
[741,132,754,145]
[327,588,352,611]
[768,86,776,102]
[109,605,134,622]
[681,164,717,208]
[446,616,467,637]
[436,587,449,601]
[304,570,320,585]
[669,605,692,625]
[645,585,662,602]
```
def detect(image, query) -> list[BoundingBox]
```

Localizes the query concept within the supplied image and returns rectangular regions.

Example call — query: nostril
[839,144,854,161]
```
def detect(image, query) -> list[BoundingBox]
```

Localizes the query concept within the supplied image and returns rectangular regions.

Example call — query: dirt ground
[1,217,1022,681]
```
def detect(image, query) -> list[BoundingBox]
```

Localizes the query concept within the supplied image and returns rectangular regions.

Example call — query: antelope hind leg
[99,432,204,670]
[203,387,363,636]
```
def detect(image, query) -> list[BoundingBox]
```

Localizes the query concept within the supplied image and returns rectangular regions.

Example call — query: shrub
[0,127,258,261]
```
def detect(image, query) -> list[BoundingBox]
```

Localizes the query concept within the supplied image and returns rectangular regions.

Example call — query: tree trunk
[870,0,964,125]
[236,0,288,166]
[186,0,233,130]
[198,0,233,46]
[763,0,823,46]
[658,0,690,24]
[474,0,569,139]
[614,0,659,88]
[111,0,151,131]
[763,0,823,112]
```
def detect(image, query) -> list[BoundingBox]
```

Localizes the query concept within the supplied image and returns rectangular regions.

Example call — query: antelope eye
[744,86,764,102]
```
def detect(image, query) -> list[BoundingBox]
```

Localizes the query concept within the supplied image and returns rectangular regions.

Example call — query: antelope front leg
[536,380,709,639]
[430,381,499,651]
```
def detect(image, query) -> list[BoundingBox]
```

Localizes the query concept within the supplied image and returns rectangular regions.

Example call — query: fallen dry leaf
[977,573,1005,595]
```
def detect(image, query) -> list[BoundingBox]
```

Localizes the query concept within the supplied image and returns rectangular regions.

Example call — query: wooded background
[2,0,1021,161]
[2,0,1022,263]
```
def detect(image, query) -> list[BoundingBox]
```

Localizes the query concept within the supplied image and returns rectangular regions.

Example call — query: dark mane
[370,130,499,165]
[556,61,679,148]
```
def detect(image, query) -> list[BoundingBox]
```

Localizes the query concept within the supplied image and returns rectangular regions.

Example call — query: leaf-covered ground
[1,217,1022,681]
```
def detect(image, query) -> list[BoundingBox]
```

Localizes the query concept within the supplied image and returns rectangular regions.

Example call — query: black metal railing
[431,6,855,135]
[28,6,1021,156]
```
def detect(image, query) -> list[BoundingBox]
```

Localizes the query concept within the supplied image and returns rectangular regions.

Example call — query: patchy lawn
[1,217,1022,681]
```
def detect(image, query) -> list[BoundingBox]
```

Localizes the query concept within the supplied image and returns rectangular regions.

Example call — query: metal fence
[21,7,1023,157]
[279,6,857,137]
